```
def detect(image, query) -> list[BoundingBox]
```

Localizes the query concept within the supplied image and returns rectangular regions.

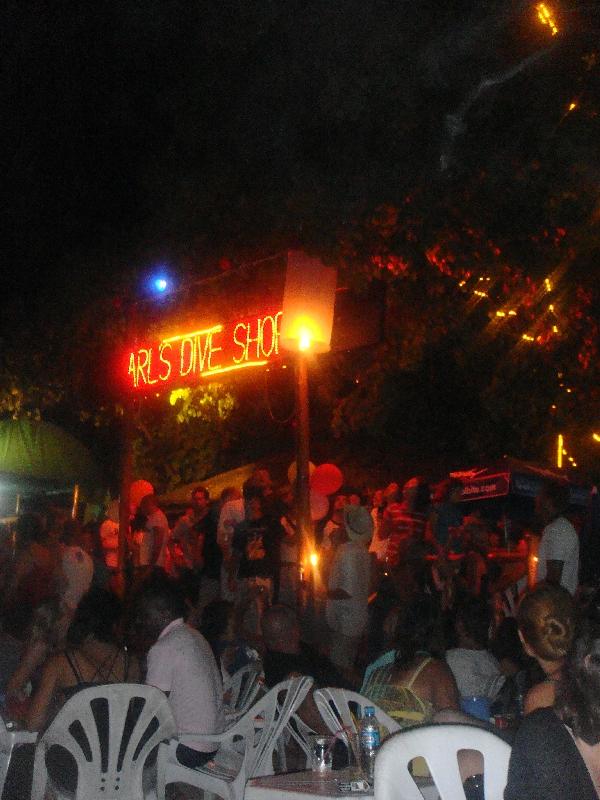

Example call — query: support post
[295,353,312,553]
[117,406,134,598]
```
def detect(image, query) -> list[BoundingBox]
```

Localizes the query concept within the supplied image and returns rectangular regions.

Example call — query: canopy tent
[0,418,100,497]
[451,457,590,507]
[159,462,257,507]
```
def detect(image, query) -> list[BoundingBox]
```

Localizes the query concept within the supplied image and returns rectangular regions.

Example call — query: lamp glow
[280,251,337,354]
[309,552,319,567]
[593,433,600,443]
[557,433,563,469]
[299,330,311,352]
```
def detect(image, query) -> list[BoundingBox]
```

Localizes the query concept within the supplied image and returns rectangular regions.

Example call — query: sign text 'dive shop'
[126,311,283,391]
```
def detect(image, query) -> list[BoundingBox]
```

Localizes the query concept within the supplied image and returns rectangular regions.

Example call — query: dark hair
[200,600,234,648]
[518,584,576,662]
[243,483,263,504]
[395,596,440,668]
[192,486,210,501]
[455,598,492,648]
[67,588,123,646]
[138,576,187,622]
[413,481,431,514]
[540,481,570,516]
[433,478,463,504]
[16,512,45,546]
[556,622,600,745]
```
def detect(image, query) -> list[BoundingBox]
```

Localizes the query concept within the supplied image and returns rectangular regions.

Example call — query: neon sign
[124,311,283,392]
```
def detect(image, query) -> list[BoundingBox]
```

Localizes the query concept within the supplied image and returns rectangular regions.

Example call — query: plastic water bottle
[358,706,380,781]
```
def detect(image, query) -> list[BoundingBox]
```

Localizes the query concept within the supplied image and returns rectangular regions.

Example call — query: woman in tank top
[26,587,140,732]
[363,596,459,726]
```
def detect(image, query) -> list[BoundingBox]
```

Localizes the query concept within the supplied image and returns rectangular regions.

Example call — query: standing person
[535,481,579,596]
[172,486,222,607]
[278,484,300,608]
[379,477,428,568]
[139,579,225,769]
[136,494,170,574]
[99,500,120,578]
[430,478,464,549]
[326,505,372,673]
[217,487,244,601]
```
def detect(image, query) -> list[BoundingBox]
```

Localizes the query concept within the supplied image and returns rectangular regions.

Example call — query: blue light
[154,277,168,293]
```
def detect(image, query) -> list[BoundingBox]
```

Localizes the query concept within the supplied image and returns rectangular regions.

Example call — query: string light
[496,311,506,317]
[544,278,553,292]
[536,3,559,36]
[473,290,488,298]
[522,333,535,342]
[557,433,563,468]
[593,433,600,443]
[508,310,517,316]
[568,102,577,112]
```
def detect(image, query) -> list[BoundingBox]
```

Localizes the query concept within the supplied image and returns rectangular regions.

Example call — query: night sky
[1,1,595,321]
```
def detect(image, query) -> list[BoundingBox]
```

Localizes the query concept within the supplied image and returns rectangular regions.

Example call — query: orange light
[593,433,600,443]
[496,311,506,317]
[536,3,558,36]
[522,333,535,342]
[473,290,488,298]
[299,330,311,352]
[200,360,268,377]
[568,102,577,112]
[557,433,563,469]
[508,310,517,316]
[309,552,319,567]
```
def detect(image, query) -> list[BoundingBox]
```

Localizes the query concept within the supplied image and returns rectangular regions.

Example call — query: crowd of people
[0,465,597,799]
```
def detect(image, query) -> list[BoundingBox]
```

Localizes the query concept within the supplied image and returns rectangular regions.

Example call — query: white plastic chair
[157,675,313,800]
[0,714,37,797]
[223,662,265,722]
[31,683,177,800]
[374,723,511,800]
[313,688,400,763]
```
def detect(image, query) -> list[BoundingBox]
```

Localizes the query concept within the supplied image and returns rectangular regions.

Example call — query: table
[246,768,440,800]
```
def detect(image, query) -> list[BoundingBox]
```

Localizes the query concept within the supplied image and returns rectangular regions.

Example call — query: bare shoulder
[424,657,454,680]
[524,680,555,715]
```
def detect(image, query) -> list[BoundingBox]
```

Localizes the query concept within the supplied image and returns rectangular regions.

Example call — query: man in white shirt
[137,494,170,570]
[140,580,225,769]
[535,481,579,596]
[326,505,372,672]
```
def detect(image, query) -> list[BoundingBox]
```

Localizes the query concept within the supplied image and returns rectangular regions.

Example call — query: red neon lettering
[128,352,138,388]
[208,330,222,371]
[180,338,195,377]
[146,348,159,385]
[233,322,247,364]
[137,348,150,386]
[159,342,172,381]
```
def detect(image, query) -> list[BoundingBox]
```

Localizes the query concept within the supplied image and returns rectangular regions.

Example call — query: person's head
[535,481,570,524]
[347,493,361,506]
[61,518,81,546]
[251,468,273,496]
[191,486,210,513]
[261,604,301,653]
[200,600,236,647]
[15,512,45,548]
[220,486,242,506]
[383,482,400,504]
[135,577,187,644]
[556,622,600,745]
[455,598,492,649]
[342,504,373,547]
[371,489,384,508]
[395,596,441,668]
[67,588,123,646]
[243,484,264,521]
[517,584,576,663]
[433,478,463,505]
[140,494,159,515]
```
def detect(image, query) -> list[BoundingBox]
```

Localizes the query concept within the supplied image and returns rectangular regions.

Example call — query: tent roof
[0,418,100,494]
[159,462,257,507]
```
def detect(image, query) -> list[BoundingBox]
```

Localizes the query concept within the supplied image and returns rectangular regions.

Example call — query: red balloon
[310,463,343,496]
[130,479,154,509]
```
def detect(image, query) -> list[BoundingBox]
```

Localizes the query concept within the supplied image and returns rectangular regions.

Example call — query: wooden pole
[295,352,313,556]
[117,406,134,598]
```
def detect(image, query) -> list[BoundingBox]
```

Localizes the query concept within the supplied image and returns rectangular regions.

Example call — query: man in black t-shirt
[231,487,282,605]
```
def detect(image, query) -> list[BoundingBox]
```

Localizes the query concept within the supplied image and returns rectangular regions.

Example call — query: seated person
[505,621,600,800]
[363,595,459,726]
[360,606,400,693]
[26,588,139,731]
[517,583,576,715]
[446,598,505,705]
[262,604,343,690]
[200,599,259,677]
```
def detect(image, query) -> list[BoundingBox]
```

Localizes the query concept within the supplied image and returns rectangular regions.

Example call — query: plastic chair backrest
[32,683,177,800]
[238,675,313,780]
[374,723,511,800]
[223,662,264,716]
[314,688,400,762]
